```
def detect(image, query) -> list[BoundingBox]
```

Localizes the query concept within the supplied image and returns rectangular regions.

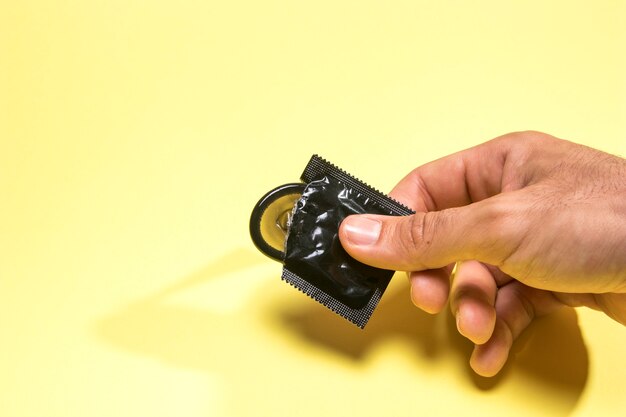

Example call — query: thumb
[338,200,518,271]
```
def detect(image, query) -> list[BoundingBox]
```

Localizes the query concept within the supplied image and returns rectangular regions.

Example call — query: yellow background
[1,1,625,416]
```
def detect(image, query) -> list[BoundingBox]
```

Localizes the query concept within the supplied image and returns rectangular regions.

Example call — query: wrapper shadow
[276,281,443,361]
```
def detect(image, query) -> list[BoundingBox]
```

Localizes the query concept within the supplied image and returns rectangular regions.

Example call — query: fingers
[447,263,563,377]
[409,261,565,377]
[387,133,524,212]
[339,193,526,272]
[408,266,453,314]
[470,281,563,377]
[450,261,497,345]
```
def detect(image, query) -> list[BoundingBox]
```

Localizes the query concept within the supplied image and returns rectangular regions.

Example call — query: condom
[250,155,414,328]
[250,183,306,262]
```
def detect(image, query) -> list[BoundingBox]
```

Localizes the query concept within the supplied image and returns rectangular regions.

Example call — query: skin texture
[338,131,626,377]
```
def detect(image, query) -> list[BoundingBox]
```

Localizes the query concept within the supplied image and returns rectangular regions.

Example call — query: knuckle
[421,211,441,248]
[504,131,554,157]
[475,197,524,263]
[390,214,430,268]
[507,130,550,143]
[398,214,424,258]
[402,211,446,267]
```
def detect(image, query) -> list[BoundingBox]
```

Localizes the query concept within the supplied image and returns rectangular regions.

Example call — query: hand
[338,131,626,377]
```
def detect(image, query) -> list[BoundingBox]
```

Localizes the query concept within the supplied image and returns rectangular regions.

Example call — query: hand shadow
[275,278,589,411]
[94,249,588,417]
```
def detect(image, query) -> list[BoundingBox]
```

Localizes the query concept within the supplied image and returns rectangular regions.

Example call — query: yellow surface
[1,1,625,416]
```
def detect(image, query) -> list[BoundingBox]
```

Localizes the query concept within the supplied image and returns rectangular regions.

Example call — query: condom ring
[249,183,306,261]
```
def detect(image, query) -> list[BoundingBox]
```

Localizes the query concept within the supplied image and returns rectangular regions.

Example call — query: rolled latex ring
[249,183,306,261]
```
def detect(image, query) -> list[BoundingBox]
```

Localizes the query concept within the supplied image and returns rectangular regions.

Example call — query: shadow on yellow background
[95,249,588,416]
[277,281,588,393]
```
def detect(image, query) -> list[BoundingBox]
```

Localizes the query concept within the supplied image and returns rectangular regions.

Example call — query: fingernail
[343,216,381,246]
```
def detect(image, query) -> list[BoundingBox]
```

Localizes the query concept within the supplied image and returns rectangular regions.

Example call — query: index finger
[389,132,528,211]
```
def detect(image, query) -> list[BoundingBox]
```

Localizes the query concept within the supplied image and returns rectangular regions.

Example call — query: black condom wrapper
[252,155,414,328]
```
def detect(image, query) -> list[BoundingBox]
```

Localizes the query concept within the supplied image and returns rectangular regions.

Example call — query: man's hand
[338,131,626,377]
